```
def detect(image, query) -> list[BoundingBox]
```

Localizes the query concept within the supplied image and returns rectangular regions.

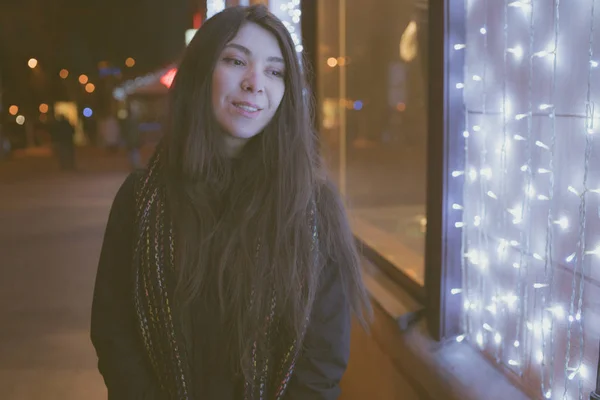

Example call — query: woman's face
[212,22,286,145]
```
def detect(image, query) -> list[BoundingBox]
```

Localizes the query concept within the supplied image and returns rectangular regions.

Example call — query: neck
[223,135,248,158]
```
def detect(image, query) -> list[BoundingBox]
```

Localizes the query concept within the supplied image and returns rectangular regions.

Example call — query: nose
[241,68,264,93]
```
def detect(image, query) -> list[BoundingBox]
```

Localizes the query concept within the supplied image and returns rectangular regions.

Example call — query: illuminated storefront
[310,0,600,398]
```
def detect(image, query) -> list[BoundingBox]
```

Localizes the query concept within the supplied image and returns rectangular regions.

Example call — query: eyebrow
[225,43,285,64]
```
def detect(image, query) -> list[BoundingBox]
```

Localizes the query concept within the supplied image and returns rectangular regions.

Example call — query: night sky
[0,0,193,114]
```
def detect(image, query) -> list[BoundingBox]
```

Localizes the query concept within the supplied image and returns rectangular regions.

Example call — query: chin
[227,127,261,140]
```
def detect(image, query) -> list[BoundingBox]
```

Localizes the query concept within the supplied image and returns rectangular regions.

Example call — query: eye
[269,69,284,78]
[224,57,245,66]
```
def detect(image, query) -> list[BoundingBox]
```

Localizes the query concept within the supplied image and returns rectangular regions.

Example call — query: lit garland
[206,0,226,19]
[449,1,599,399]
[270,0,303,53]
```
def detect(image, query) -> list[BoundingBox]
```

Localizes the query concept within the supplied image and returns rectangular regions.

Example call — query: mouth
[232,101,263,113]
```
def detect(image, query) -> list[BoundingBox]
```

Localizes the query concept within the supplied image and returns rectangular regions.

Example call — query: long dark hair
[162,4,371,382]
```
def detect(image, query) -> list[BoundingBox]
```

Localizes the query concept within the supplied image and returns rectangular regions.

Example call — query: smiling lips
[232,101,263,118]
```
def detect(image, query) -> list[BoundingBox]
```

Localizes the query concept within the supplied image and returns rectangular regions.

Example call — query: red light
[193,12,202,29]
[160,68,178,88]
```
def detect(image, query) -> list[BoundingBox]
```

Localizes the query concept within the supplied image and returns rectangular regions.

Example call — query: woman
[91,5,371,400]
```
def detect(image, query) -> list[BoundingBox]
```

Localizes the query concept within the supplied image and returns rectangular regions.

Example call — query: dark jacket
[90,173,351,399]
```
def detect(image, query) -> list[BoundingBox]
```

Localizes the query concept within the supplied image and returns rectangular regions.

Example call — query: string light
[206,0,225,19]
[271,0,303,53]
[449,0,598,398]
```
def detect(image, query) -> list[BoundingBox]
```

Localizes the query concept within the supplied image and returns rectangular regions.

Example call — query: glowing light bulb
[476,333,484,347]
[585,246,600,255]
[515,113,529,120]
[480,167,492,179]
[508,205,523,224]
[468,168,478,181]
[494,333,502,344]
[525,184,536,198]
[548,305,565,319]
[508,0,532,8]
[554,217,569,230]
[497,239,508,255]
[486,304,497,315]
[536,350,544,363]
[507,46,524,60]
[504,293,518,307]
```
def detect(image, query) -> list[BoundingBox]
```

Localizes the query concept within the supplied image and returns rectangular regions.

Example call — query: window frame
[425,0,466,341]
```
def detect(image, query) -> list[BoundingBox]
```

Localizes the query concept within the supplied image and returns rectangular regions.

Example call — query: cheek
[211,69,231,106]
[271,87,285,112]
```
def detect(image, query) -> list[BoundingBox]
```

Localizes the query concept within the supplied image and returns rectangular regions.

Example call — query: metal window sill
[362,258,530,400]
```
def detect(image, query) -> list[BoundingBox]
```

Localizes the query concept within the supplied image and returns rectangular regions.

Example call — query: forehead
[227,22,283,59]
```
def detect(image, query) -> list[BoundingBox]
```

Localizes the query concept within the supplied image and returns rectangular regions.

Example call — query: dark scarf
[132,148,316,399]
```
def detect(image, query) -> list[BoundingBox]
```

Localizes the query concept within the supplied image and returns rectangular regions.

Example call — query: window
[317,0,429,287]
[441,1,600,398]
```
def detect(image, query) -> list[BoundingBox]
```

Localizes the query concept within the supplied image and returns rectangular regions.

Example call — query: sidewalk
[0,145,154,184]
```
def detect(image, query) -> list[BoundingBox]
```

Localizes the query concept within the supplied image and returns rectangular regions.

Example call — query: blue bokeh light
[83,107,93,118]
